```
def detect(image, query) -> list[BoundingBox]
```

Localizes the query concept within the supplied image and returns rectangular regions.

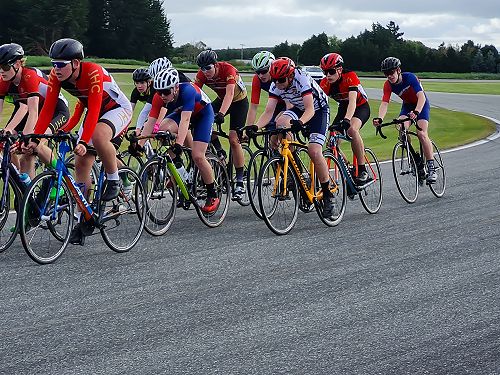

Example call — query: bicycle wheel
[193,155,230,228]
[139,158,177,236]
[258,156,299,235]
[315,152,346,226]
[100,166,146,252]
[359,148,383,214]
[119,151,144,174]
[0,175,22,253]
[231,143,252,207]
[392,142,419,203]
[428,140,446,198]
[19,171,73,264]
[294,147,315,213]
[247,149,269,219]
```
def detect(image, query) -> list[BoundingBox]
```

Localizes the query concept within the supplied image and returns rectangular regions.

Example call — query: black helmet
[0,43,24,65]
[49,38,84,60]
[196,50,217,67]
[132,68,151,82]
[381,57,401,72]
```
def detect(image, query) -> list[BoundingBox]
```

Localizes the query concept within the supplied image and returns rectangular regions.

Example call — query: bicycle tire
[139,158,177,236]
[119,151,144,174]
[100,166,146,252]
[428,140,446,198]
[258,156,299,235]
[193,155,230,228]
[0,175,22,253]
[19,171,73,264]
[359,148,383,214]
[315,152,346,226]
[392,142,419,203]
[247,149,269,219]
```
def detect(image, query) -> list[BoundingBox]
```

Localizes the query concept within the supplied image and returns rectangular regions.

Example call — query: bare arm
[255,98,278,129]
[219,83,235,115]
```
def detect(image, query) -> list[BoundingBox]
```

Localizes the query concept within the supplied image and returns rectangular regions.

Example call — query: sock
[106,171,119,181]
[205,182,216,198]
[235,167,244,182]
[321,181,331,198]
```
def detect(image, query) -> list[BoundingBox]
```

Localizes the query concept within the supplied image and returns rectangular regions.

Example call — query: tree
[297,33,330,65]
[272,41,300,62]
[484,51,497,73]
[471,50,486,72]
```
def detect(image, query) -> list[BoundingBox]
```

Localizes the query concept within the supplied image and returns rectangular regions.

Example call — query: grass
[0,72,496,162]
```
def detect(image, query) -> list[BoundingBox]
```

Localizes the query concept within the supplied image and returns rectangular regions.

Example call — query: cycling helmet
[49,38,84,60]
[251,51,275,71]
[132,68,151,82]
[148,57,172,80]
[154,67,179,90]
[381,57,401,72]
[269,57,295,80]
[0,43,24,65]
[196,50,217,67]
[320,53,343,70]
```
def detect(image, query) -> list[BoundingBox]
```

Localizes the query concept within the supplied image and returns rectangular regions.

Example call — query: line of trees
[0,0,173,61]
[174,22,499,73]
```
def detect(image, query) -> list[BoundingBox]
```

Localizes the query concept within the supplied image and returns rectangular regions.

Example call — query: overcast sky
[166,0,500,50]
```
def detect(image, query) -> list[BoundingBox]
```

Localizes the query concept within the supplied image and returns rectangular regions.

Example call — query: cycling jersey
[34,62,131,144]
[382,72,428,105]
[146,71,191,105]
[0,66,68,107]
[194,62,247,102]
[130,86,153,104]
[269,68,329,111]
[320,70,368,106]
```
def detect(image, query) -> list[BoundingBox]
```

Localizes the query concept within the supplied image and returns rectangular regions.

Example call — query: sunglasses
[51,60,71,69]
[322,69,337,76]
[272,77,288,84]
[383,69,397,77]
[255,69,268,75]
[0,64,13,72]
[158,88,172,96]
[201,64,214,71]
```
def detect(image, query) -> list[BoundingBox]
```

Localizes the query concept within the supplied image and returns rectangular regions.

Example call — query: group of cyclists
[0,36,438,248]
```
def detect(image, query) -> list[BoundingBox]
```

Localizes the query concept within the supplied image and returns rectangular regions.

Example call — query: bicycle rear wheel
[428,140,446,198]
[119,151,144,175]
[258,156,299,235]
[100,166,146,252]
[19,171,73,264]
[193,155,230,228]
[139,158,177,236]
[392,142,419,203]
[359,148,383,214]
[0,175,22,253]
[315,152,346,226]
[247,149,269,219]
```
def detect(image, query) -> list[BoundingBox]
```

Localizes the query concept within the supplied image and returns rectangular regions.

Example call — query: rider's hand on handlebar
[408,110,419,120]
[290,119,304,132]
[214,112,225,125]
[245,124,258,138]
[74,141,87,156]
[372,117,383,127]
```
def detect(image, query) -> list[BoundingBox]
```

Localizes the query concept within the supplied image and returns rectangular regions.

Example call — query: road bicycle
[327,123,383,214]
[376,117,446,203]
[19,133,146,264]
[257,128,346,235]
[137,131,230,235]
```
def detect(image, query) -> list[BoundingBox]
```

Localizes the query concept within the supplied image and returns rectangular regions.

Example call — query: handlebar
[374,117,422,139]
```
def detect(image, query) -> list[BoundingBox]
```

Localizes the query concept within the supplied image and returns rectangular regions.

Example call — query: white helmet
[148,57,172,80]
[154,67,180,90]
[251,51,275,71]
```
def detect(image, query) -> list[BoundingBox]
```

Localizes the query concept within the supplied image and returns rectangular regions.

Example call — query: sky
[165,0,500,50]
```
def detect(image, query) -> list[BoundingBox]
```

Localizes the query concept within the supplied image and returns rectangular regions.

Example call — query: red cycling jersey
[34,62,129,144]
[194,62,247,102]
[319,70,368,107]
[0,67,53,104]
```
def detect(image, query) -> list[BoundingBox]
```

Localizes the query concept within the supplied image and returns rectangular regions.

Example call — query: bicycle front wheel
[19,171,73,264]
[247,149,269,219]
[0,175,22,253]
[193,155,231,228]
[100,166,146,252]
[392,142,419,203]
[139,158,177,236]
[359,148,383,214]
[258,156,299,235]
[428,140,446,198]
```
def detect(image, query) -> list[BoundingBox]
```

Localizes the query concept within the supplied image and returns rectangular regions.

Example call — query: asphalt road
[0,92,499,375]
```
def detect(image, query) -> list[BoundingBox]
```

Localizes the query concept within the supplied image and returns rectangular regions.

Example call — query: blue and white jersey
[269,68,329,111]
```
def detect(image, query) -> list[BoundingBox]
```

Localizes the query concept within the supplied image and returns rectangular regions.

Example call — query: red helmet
[320,53,344,70]
[269,57,295,80]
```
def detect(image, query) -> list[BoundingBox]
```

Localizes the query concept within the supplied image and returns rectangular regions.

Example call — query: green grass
[1,72,495,161]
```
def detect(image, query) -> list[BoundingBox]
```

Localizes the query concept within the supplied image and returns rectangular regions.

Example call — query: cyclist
[253,57,334,218]
[130,67,153,135]
[194,49,248,201]
[138,67,219,213]
[319,52,371,185]
[0,43,69,177]
[373,57,437,183]
[32,38,133,245]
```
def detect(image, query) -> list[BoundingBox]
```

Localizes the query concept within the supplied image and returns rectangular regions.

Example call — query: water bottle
[19,173,31,187]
